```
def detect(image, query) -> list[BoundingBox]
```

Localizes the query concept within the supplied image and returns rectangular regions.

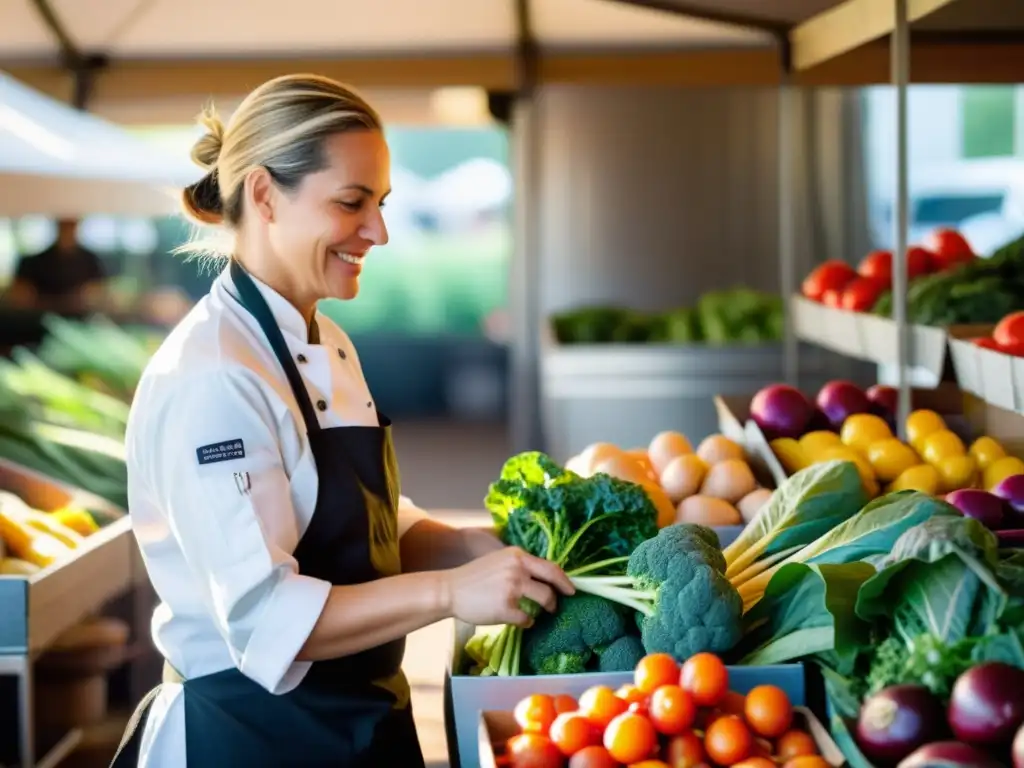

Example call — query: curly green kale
[570,523,744,662]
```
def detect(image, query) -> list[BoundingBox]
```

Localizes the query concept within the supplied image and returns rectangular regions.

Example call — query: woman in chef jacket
[112,74,574,768]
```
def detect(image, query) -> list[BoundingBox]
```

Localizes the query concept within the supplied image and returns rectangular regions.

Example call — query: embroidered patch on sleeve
[196,439,246,465]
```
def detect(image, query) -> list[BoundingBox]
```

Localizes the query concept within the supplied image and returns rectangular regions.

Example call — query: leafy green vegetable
[465,451,659,676]
[724,460,867,582]
[520,593,636,675]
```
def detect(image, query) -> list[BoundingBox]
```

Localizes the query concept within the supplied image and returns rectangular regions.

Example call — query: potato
[699,458,757,504]
[676,495,742,527]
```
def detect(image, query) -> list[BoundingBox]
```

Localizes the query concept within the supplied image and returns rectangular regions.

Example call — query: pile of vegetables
[564,431,773,530]
[750,380,1022,499]
[801,228,978,314]
[550,288,783,346]
[494,651,832,768]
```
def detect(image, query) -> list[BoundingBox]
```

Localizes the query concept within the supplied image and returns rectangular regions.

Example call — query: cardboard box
[948,337,1024,413]
[445,621,808,768]
[478,705,845,768]
[790,295,992,380]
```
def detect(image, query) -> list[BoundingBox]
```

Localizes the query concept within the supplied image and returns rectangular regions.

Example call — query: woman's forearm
[399,519,504,572]
[297,570,450,661]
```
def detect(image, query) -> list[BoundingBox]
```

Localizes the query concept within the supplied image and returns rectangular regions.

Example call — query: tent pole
[892,0,911,439]
[777,35,799,388]
[28,0,106,109]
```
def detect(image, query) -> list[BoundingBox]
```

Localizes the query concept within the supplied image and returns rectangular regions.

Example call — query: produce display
[0,490,107,574]
[564,432,774,528]
[749,380,1019,498]
[550,289,783,345]
[492,652,833,767]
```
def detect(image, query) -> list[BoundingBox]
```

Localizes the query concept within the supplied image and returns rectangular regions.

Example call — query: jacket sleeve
[140,369,331,694]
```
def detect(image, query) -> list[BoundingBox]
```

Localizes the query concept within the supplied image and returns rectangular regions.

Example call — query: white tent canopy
[0,70,200,216]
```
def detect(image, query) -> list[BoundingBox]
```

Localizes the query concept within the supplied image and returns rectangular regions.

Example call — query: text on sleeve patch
[196,439,246,465]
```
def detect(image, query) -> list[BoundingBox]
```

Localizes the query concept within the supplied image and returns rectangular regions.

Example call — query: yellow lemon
[799,430,844,460]
[821,446,877,496]
[968,436,1007,472]
[866,438,921,483]
[888,464,942,495]
[770,438,808,474]
[840,414,893,455]
[983,456,1024,491]
[920,429,967,466]
[906,409,947,452]
[936,454,978,492]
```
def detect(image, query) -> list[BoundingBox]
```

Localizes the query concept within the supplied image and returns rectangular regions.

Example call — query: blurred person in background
[3,218,108,314]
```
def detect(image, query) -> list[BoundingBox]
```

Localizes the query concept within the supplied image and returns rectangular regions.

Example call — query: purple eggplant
[896,741,1004,767]
[948,662,1024,746]
[944,489,1006,530]
[856,685,949,766]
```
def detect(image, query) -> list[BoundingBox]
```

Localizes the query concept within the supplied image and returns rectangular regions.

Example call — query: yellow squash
[0,492,76,568]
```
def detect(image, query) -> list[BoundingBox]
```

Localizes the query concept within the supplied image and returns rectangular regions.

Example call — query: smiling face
[247,129,391,309]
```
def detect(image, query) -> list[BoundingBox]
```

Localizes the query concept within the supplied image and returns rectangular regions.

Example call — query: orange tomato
[635,653,680,694]
[549,712,600,756]
[514,694,557,734]
[616,684,648,707]
[679,652,729,707]
[664,731,705,767]
[704,714,752,765]
[733,759,777,768]
[776,729,818,760]
[783,758,832,768]
[743,684,794,739]
[627,762,671,768]
[553,694,578,714]
[567,745,618,768]
[578,685,628,729]
[603,712,657,764]
[648,685,696,736]
[506,733,564,768]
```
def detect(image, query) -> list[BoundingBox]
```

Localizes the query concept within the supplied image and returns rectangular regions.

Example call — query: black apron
[112,260,426,767]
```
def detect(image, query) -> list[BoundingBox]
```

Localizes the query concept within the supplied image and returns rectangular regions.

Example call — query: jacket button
[338,349,347,360]
[297,354,307,363]
[316,400,327,411]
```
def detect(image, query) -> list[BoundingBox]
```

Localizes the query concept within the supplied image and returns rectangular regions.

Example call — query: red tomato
[603,712,657,764]
[648,685,696,736]
[906,246,933,279]
[567,745,618,768]
[515,695,558,735]
[664,731,706,766]
[994,310,1024,347]
[972,336,1003,351]
[999,341,1024,357]
[802,260,857,302]
[506,732,565,768]
[553,695,578,714]
[857,249,893,286]
[839,276,885,312]
[679,653,729,707]
[550,712,600,756]
[821,288,844,308]
[925,228,975,270]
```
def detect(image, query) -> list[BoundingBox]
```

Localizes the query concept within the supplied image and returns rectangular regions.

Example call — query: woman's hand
[443,547,575,628]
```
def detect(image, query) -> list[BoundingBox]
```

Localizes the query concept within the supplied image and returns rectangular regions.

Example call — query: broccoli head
[570,523,744,662]
[522,593,630,675]
[595,635,646,673]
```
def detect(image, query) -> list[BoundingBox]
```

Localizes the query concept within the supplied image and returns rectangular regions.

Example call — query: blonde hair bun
[191,105,226,172]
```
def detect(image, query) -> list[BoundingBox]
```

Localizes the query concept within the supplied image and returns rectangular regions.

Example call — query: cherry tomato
[506,732,564,768]
[648,685,696,736]
[994,310,1024,348]
[704,714,753,765]
[635,653,680,694]
[972,336,1003,350]
[743,684,794,738]
[567,745,618,768]
[578,685,628,729]
[776,729,819,760]
[802,260,857,302]
[679,652,728,707]
[603,711,657,764]
[925,228,975,270]
[858,249,893,286]
[514,694,557,735]
[999,341,1024,357]
[840,275,885,312]
[616,684,648,707]
[627,762,671,768]
[821,288,844,308]
[734,759,777,768]
[664,730,705,767]
[550,712,600,756]
[553,694,578,714]
[783,757,832,768]
[905,246,933,279]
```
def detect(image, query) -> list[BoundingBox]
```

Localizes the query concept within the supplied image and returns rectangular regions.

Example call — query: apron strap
[228,259,322,434]
[108,684,163,767]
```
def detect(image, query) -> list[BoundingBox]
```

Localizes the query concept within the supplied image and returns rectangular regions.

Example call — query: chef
[111,73,574,767]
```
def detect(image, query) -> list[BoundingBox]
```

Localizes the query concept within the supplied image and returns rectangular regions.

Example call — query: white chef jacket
[124,266,431,767]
